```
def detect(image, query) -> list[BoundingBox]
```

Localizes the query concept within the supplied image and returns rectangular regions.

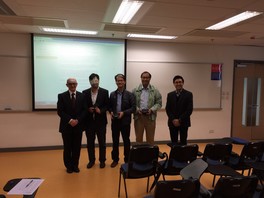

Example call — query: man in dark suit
[57,78,86,173]
[166,75,193,145]
[82,73,109,169]
[109,74,136,168]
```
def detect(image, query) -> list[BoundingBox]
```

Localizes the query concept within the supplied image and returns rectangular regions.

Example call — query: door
[232,62,264,140]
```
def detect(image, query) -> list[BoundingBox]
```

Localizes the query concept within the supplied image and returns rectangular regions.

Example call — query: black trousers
[85,124,106,163]
[169,126,189,145]
[111,120,131,163]
[61,128,83,169]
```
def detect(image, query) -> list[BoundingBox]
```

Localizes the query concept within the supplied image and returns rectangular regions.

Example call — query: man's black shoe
[87,162,95,169]
[100,162,105,168]
[73,167,80,173]
[110,161,118,168]
[66,168,73,174]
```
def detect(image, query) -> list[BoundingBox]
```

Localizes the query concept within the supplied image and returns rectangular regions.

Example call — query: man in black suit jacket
[109,74,136,168]
[166,75,193,145]
[57,78,86,173]
[82,73,109,169]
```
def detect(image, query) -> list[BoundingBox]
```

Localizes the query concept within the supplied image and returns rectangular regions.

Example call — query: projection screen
[33,34,126,110]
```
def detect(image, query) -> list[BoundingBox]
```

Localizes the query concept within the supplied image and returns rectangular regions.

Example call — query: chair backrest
[259,141,264,161]
[240,141,262,163]
[211,175,258,198]
[154,179,200,198]
[168,144,199,165]
[127,144,159,178]
[180,158,208,180]
[203,143,232,165]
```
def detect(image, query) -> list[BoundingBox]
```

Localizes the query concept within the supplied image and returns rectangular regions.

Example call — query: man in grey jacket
[132,71,162,145]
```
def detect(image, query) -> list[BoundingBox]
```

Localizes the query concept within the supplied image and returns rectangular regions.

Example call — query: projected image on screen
[33,35,125,110]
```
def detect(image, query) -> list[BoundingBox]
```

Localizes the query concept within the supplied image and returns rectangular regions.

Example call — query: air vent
[103,23,162,34]
[184,29,247,38]
[0,0,16,15]
[33,18,67,28]
[0,15,67,28]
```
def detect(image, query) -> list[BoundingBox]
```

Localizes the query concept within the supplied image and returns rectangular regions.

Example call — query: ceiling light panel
[41,28,97,35]
[206,11,263,30]
[113,0,144,24]
[127,33,177,39]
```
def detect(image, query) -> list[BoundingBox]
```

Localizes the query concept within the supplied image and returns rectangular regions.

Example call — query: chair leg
[123,177,128,198]
[212,175,216,187]
[118,172,122,197]
[248,168,251,176]
[149,173,160,192]
[146,177,150,193]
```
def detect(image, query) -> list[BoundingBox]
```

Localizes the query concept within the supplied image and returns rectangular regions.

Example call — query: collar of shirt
[117,90,123,95]
[140,85,150,91]
[69,91,76,95]
[176,89,182,94]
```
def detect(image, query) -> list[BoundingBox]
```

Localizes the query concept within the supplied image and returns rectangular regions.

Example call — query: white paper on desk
[7,179,44,195]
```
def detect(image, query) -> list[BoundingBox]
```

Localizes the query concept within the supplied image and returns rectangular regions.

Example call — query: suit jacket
[57,91,86,133]
[109,89,136,126]
[82,87,109,128]
[165,89,193,128]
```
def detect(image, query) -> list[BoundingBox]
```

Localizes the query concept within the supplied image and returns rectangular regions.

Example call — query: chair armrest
[197,151,203,157]
[230,151,239,157]
[158,151,168,160]
[200,184,212,198]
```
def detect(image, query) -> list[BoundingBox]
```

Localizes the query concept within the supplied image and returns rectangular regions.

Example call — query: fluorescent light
[113,0,144,24]
[127,33,177,39]
[206,11,263,30]
[41,28,98,35]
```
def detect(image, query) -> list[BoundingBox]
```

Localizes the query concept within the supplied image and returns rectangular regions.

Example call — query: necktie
[71,93,76,109]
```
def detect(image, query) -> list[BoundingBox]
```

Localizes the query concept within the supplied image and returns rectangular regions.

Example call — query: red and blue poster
[211,64,222,80]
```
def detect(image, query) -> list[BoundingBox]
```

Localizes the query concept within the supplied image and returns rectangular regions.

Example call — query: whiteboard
[0,56,32,111]
[126,61,222,109]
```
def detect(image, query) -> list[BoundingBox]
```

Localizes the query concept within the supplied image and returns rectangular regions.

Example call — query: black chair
[217,137,250,145]
[201,143,239,187]
[228,141,263,175]
[158,144,199,180]
[202,143,232,165]
[118,144,159,198]
[154,178,200,198]
[210,175,259,198]
[246,141,264,195]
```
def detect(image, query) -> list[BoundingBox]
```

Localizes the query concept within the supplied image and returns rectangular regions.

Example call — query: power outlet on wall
[209,130,214,134]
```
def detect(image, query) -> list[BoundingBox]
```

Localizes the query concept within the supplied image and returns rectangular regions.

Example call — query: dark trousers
[61,128,83,169]
[111,120,131,163]
[169,126,188,145]
[85,124,106,163]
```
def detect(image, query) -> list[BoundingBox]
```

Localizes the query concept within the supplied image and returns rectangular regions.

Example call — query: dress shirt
[140,87,149,110]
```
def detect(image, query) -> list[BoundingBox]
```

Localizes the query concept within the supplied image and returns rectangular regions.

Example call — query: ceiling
[1,0,264,46]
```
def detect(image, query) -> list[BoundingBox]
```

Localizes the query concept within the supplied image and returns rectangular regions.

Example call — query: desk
[3,178,41,198]
[207,164,241,187]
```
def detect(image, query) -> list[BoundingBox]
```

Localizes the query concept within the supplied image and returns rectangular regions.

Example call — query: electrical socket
[209,130,214,133]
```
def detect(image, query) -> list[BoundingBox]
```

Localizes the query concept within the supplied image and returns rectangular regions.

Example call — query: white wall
[1,33,264,149]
